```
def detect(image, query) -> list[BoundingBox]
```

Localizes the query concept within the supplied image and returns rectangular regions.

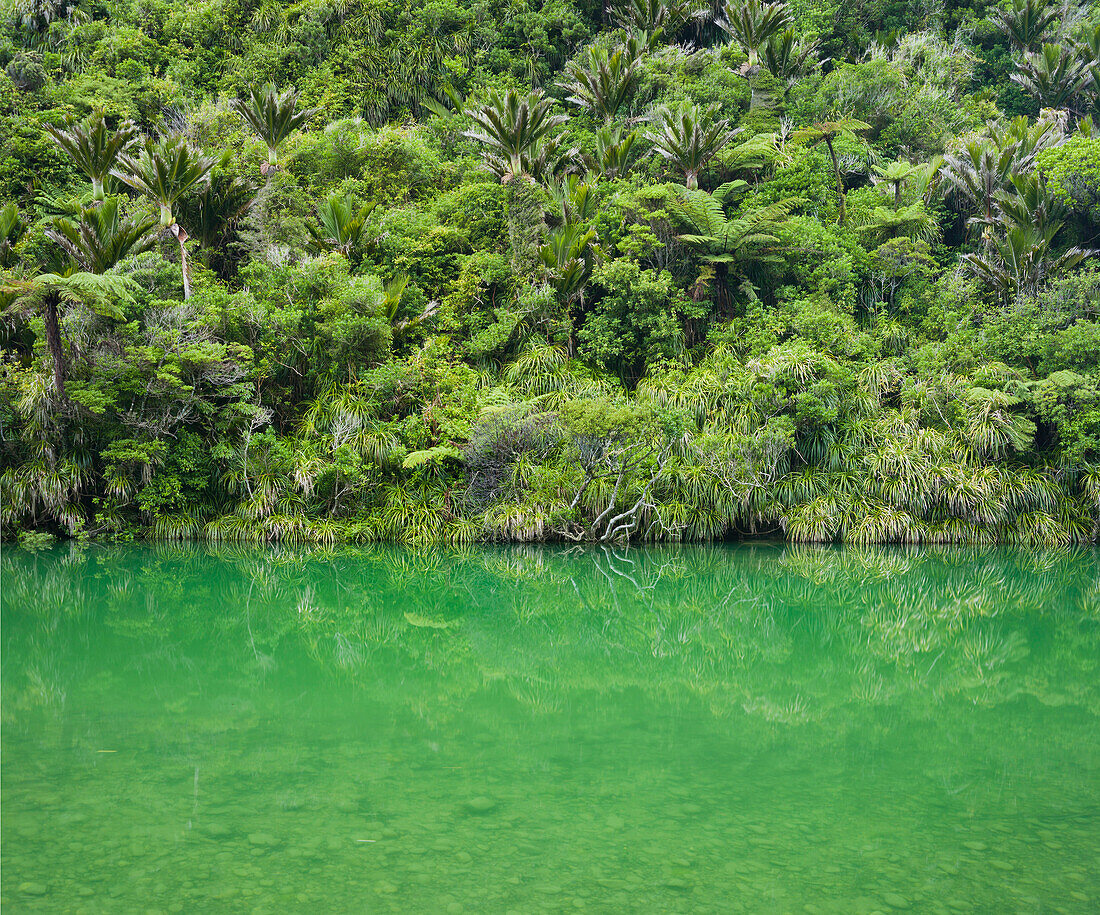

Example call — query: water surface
[2,543,1098,912]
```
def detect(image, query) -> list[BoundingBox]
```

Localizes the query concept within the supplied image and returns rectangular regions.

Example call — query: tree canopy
[2,0,1100,546]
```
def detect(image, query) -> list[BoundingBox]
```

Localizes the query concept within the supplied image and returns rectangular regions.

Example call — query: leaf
[404,612,454,629]
[401,445,464,469]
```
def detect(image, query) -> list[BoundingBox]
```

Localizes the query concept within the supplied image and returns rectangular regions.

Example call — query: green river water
[1,543,1098,913]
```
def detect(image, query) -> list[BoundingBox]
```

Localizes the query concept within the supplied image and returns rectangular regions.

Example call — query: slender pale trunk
[262,146,279,177]
[91,177,105,201]
[172,224,192,300]
[42,291,66,398]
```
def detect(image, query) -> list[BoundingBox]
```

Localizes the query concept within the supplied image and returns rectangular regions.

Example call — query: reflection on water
[2,543,1098,912]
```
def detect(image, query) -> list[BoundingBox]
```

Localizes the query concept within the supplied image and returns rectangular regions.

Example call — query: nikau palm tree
[558,45,639,123]
[961,225,1090,302]
[113,135,218,299]
[546,175,598,228]
[1011,43,1091,112]
[592,126,639,179]
[644,103,740,189]
[761,27,820,83]
[990,113,1066,170]
[720,0,792,67]
[541,223,598,309]
[178,173,256,251]
[994,0,1059,51]
[308,193,376,256]
[464,90,569,181]
[941,139,1016,238]
[45,198,158,274]
[609,0,709,42]
[1,203,27,268]
[1077,26,1100,110]
[232,84,316,174]
[45,109,138,201]
[997,172,1067,235]
[962,170,1094,300]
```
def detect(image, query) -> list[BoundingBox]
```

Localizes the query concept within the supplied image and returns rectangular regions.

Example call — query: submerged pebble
[463,797,498,814]
[248,833,279,847]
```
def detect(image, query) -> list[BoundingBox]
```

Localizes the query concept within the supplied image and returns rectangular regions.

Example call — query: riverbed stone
[248,833,278,847]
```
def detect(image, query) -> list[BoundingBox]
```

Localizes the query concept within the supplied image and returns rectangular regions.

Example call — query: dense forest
[1,0,1098,545]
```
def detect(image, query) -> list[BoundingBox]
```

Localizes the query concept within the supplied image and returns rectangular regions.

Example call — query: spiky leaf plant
[113,135,219,299]
[644,103,741,189]
[45,198,158,274]
[46,109,138,201]
[232,84,316,172]
[464,90,574,182]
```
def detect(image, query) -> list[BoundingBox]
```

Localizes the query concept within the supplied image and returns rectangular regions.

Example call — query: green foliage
[559,43,640,123]
[1038,134,1100,224]
[114,134,218,227]
[463,89,570,181]
[995,0,1060,52]
[307,193,375,258]
[720,0,792,67]
[45,197,158,273]
[579,258,698,384]
[644,102,740,189]
[2,0,1100,544]
[45,108,138,200]
[232,83,315,170]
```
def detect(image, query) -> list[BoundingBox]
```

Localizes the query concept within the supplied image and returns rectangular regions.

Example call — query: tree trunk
[505,177,545,277]
[173,224,192,300]
[825,137,846,225]
[744,64,779,111]
[42,291,66,398]
[714,261,731,316]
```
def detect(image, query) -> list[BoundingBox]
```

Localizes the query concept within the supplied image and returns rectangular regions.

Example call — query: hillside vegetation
[2,0,1099,545]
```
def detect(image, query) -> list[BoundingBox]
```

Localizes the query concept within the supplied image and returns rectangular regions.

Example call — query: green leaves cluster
[2,0,1100,545]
